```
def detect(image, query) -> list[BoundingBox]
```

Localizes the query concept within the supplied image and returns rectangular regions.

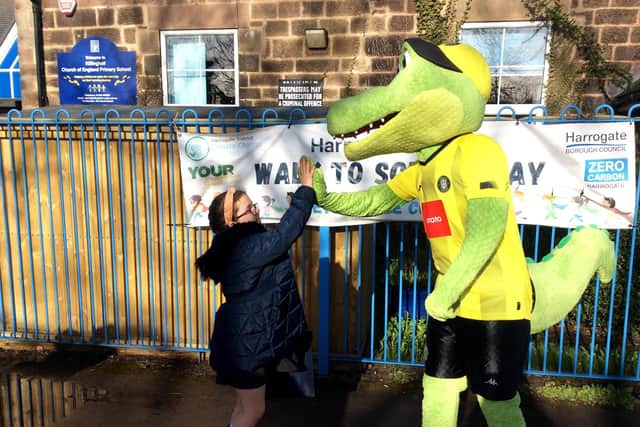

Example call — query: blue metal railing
[0,105,638,381]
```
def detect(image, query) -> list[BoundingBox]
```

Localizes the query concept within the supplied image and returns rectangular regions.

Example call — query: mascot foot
[477,392,525,427]
[422,375,467,427]
[528,225,616,333]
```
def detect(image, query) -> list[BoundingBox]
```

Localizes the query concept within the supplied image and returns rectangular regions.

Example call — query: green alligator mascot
[313,38,616,427]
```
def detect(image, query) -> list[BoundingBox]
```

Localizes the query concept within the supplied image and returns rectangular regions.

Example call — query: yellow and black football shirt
[388,133,532,320]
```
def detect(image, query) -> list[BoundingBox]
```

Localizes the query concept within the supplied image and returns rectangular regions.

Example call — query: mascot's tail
[528,225,616,334]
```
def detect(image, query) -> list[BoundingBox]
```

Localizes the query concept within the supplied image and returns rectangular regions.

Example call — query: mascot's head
[327,38,492,161]
[437,42,491,102]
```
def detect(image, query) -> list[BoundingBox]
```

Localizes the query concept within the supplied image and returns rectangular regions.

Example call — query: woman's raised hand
[299,156,315,187]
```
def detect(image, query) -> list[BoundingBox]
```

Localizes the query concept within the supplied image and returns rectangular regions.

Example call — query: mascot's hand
[425,288,456,322]
[313,168,328,206]
[311,167,406,216]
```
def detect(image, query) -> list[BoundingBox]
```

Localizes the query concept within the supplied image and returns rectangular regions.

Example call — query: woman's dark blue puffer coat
[196,186,315,375]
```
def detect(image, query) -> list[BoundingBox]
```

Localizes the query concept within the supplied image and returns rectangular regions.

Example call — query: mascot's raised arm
[313,38,615,427]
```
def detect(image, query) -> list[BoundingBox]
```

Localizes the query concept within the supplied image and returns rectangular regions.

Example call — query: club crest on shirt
[437,175,451,192]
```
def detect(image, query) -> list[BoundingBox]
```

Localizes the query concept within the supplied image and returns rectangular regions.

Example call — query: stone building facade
[12,0,640,111]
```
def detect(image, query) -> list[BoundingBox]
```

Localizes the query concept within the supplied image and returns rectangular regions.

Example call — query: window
[0,23,21,100]
[160,30,239,106]
[460,22,550,115]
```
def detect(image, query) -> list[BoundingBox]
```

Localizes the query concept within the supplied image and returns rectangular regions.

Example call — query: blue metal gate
[0,104,638,382]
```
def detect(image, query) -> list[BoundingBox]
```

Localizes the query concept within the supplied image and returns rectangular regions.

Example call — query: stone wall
[570,0,640,110]
[15,0,420,108]
[12,0,640,110]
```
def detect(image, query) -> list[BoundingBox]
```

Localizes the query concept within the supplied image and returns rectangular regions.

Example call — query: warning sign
[278,79,323,107]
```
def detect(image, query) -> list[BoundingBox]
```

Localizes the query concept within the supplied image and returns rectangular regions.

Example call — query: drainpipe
[31,0,48,107]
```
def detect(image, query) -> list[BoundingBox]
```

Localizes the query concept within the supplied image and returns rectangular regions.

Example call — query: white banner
[178,121,636,229]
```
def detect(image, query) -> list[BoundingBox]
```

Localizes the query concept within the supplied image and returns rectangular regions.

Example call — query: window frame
[460,21,551,116]
[160,29,239,107]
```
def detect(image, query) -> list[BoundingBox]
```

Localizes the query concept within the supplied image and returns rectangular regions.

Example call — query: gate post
[318,226,330,375]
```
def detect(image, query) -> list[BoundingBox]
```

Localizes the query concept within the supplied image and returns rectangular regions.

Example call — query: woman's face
[234,194,260,224]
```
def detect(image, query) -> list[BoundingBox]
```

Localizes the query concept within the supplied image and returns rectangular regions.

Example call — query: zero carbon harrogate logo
[584,158,628,182]
[184,136,209,161]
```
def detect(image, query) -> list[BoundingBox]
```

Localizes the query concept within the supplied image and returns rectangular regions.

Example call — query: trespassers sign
[177,121,636,229]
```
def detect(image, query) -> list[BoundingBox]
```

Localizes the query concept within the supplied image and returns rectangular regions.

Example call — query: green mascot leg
[477,392,526,427]
[422,374,467,427]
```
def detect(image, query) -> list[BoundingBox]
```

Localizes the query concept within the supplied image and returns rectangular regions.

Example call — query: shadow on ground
[0,344,116,378]
[0,347,639,426]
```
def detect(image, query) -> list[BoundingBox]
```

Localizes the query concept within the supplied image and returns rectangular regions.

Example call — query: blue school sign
[57,37,136,105]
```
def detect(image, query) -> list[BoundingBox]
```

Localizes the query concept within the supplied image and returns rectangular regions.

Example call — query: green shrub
[375,314,426,363]
[535,382,638,410]
[528,340,639,377]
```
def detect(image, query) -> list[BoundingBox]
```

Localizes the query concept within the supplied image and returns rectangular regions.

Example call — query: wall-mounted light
[304,28,328,49]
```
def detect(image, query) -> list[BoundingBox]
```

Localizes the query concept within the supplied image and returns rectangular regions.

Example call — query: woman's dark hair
[207,189,246,234]
[196,189,247,280]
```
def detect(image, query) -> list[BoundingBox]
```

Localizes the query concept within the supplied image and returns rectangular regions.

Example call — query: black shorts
[424,316,530,401]
[215,365,273,390]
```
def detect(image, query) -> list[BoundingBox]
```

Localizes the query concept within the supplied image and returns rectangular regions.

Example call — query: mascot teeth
[338,112,398,143]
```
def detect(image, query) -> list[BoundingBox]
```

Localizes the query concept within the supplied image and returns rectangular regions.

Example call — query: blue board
[57,37,136,105]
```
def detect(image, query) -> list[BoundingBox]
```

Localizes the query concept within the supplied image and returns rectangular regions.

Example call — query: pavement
[0,344,638,427]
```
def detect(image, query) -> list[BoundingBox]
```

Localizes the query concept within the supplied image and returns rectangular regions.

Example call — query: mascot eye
[399,51,411,72]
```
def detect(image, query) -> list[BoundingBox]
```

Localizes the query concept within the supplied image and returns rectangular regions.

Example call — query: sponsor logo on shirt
[421,200,451,238]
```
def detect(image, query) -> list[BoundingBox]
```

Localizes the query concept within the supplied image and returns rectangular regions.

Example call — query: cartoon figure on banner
[511,182,633,228]
[188,194,209,222]
[579,188,634,224]
[312,38,615,427]
[260,195,285,217]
